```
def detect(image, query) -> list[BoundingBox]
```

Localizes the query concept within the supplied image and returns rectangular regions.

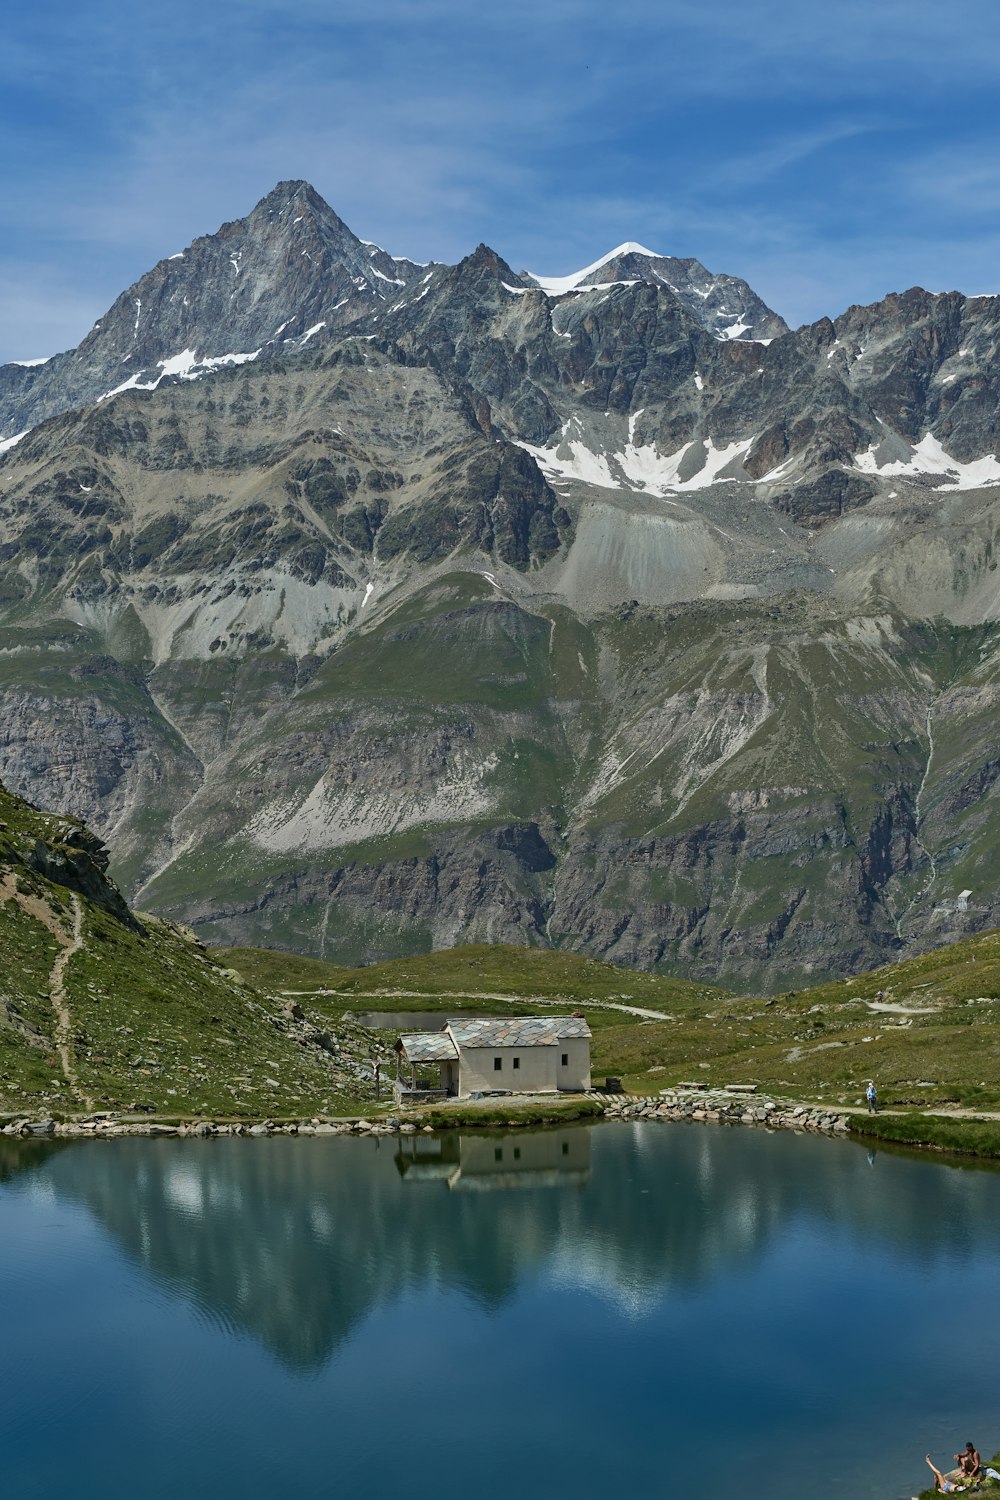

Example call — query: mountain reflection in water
[5,1122,995,1373]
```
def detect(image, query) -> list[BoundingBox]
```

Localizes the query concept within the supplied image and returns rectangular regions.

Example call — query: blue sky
[4,0,1000,361]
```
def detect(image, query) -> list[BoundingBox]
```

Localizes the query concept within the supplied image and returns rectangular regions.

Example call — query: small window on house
[513,1056,520,1070]
[562,1141,570,1156]
[494,1057,502,1071]
[494,1146,503,1162]
[513,1146,521,1160]
[561,1053,569,1067]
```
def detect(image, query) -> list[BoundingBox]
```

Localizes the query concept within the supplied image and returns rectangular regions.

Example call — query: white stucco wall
[559,1036,591,1091]
[457,1038,590,1095]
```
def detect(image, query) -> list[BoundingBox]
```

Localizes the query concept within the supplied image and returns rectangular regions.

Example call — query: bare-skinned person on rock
[921,1451,976,1494]
[955,1443,981,1481]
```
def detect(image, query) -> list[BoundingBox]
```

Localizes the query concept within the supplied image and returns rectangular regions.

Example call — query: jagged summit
[525,241,664,294]
[0,181,427,440]
[453,243,524,283]
[524,243,788,342]
[253,178,330,214]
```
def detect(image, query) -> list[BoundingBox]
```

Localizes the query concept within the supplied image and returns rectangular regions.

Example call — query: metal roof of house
[446,1016,591,1048]
[399,1031,459,1063]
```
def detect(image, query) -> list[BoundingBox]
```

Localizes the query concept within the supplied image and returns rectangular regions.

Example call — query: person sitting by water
[956,1444,981,1481]
[923,1454,969,1492]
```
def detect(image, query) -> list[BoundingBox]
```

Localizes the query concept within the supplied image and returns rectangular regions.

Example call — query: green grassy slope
[0,781,377,1118]
[216,940,730,1008]
[220,929,1000,1121]
[6,745,1000,1129]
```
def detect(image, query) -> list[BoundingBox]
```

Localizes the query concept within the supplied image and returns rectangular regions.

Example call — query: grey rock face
[0,180,428,440]
[5,183,1000,987]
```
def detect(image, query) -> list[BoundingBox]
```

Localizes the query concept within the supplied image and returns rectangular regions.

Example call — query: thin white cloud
[0,268,103,363]
[705,121,889,192]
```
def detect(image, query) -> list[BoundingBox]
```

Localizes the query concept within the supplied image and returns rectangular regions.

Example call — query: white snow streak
[97,346,261,402]
[527,241,662,295]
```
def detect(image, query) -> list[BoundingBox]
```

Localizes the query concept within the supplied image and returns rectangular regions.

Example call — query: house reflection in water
[394,1130,590,1192]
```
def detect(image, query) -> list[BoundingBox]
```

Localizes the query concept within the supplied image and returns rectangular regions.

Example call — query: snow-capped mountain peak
[522,243,788,342]
[525,242,663,295]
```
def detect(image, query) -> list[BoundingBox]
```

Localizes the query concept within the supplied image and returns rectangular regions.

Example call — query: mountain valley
[3,181,1000,988]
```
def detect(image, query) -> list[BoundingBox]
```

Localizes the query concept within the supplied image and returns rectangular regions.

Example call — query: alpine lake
[3,1119,998,1500]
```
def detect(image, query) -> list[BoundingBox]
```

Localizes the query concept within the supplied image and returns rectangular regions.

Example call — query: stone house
[395,1016,592,1101]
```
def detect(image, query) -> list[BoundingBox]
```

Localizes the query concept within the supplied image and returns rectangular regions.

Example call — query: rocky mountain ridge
[0,182,787,444]
[0,181,429,441]
[521,240,789,343]
[3,182,1000,988]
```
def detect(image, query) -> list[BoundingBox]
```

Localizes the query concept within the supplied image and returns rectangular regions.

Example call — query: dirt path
[49,893,90,1107]
[282,985,674,1022]
[802,1101,1000,1121]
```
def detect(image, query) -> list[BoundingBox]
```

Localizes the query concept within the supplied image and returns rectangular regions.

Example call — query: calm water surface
[1,1123,998,1500]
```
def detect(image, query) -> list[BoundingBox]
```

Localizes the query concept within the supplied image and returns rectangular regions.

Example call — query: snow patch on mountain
[517,415,754,496]
[855,432,1000,490]
[519,427,618,488]
[97,347,262,403]
[527,242,662,296]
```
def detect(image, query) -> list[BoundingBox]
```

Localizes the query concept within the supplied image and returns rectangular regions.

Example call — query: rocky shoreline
[1,1114,409,1138]
[602,1087,854,1136]
[1,1087,856,1140]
